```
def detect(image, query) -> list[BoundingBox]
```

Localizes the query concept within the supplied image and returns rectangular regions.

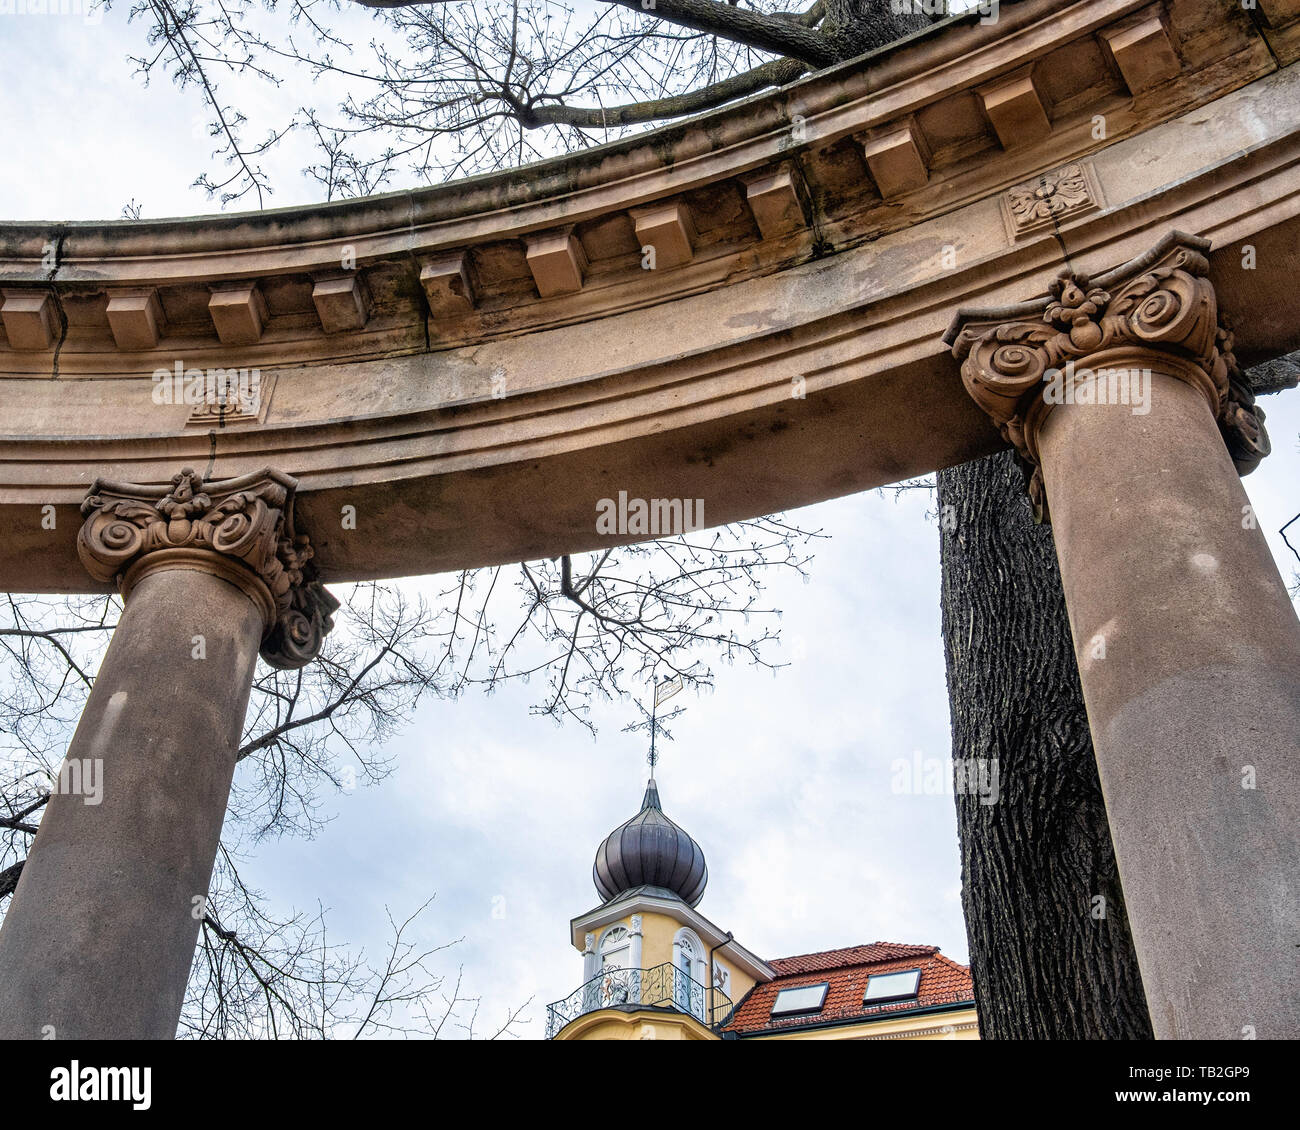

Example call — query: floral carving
[1002,163,1101,238]
[1044,275,1110,351]
[1215,324,1271,475]
[947,235,1271,521]
[78,467,337,669]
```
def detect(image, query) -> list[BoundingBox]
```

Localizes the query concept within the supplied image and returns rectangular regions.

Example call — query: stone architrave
[946,233,1300,1040]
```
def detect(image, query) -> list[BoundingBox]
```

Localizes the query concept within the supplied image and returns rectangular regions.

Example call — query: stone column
[947,233,1300,1040]
[0,467,337,1040]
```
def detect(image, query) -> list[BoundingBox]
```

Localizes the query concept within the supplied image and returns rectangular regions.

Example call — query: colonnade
[0,233,1296,1040]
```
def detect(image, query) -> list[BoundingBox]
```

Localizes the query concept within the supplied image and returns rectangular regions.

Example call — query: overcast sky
[2,6,1298,1039]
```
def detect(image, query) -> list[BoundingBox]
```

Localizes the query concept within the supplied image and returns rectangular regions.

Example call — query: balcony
[545,961,734,1039]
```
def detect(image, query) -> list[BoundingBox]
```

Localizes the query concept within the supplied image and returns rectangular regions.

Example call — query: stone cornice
[2,6,1300,591]
[857,1016,980,1041]
[0,1,1132,264]
[78,467,338,668]
[0,0,1280,373]
[946,232,1271,519]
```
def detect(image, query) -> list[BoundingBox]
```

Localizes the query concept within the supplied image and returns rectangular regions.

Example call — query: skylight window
[770,983,829,1017]
[864,969,921,1004]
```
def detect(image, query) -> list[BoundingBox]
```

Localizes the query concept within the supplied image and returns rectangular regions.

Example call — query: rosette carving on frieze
[946,236,1270,521]
[78,467,338,669]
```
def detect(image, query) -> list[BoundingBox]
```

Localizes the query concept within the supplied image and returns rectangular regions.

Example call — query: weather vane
[622,674,685,779]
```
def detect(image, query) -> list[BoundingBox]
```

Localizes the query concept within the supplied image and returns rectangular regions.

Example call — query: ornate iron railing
[545,961,734,1038]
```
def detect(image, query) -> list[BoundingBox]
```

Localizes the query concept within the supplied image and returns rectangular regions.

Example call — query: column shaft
[946,234,1300,1038]
[1038,370,1300,1038]
[0,566,262,1039]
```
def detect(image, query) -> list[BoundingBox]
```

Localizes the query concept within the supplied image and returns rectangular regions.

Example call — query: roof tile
[726,942,974,1035]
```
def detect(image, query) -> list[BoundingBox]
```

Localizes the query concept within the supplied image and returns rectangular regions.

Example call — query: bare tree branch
[347,0,840,65]
[522,56,808,128]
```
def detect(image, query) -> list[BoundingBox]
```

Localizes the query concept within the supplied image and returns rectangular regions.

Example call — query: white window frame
[771,982,829,1017]
[672,927,708,1021]
[863,968,922,1004]
[599,924,630,969]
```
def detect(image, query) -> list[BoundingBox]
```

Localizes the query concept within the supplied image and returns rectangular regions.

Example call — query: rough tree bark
[820,0,929,60]
[937,451,1154,1040]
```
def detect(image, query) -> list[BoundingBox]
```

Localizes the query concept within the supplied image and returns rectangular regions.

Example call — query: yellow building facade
[547,781,978,1041]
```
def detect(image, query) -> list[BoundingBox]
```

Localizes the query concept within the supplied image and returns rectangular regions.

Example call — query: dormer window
[864,968,921,1004]
[771,982,828,1018]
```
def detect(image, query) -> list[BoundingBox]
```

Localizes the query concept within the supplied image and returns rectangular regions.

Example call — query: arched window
[672,928,707,1021]
[600,925,630,969]
[597,925,633,1007]
[675,932,697,978]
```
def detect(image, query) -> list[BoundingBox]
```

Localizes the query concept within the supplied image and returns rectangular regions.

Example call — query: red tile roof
[726,942,975,1035]
[768,942,937,976]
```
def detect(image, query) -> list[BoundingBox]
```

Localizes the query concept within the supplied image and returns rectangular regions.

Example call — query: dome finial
[593,776,707,907]
[641,778,661,810]
[597,679,703,904]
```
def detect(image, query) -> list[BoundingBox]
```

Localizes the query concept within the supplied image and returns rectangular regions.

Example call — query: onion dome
[593,780,708,907]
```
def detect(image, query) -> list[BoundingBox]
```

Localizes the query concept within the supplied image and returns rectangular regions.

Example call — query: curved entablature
[2,0,1300,591]
[0,0,1281,369]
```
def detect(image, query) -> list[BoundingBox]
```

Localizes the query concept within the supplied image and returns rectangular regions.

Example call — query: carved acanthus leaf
[1215,323,1271,476]
[78,467,336,668]
[946,236,1270,520]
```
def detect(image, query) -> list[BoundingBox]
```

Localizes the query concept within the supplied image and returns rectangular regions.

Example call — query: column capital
[77,466,338,669]
[944,232,1269,520]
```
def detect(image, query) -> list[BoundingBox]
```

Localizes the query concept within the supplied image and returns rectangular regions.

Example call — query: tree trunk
[822,1,931,61]
[937,450,1153,1039]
